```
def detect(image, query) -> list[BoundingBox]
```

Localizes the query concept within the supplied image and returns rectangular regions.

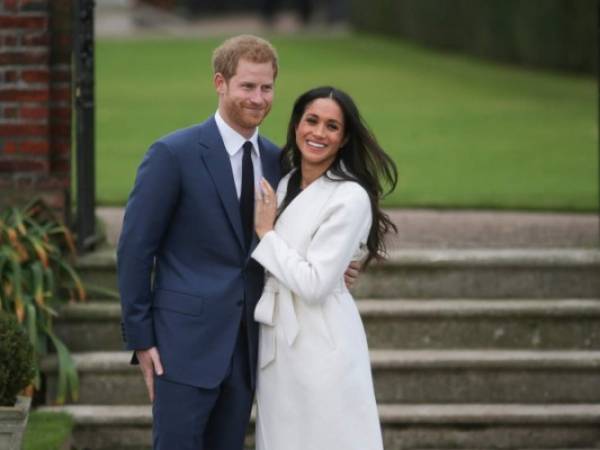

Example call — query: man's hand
[135,346,164,402]
[344,261,362,289]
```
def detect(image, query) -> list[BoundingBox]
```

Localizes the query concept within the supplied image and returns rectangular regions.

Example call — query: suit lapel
[258,136,279,189]
[249,137,281,252]
[198,118,245,251]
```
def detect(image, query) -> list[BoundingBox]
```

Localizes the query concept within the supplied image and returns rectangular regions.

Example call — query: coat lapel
[198,118,245,251]
[275,175,338,239]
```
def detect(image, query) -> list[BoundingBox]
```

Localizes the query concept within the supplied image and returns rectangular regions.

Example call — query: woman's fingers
[255,179,276,239]
[260,178,275,205]
[260,178,274,195]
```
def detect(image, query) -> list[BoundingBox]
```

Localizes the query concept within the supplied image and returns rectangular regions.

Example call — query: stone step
[76,248,118,300]
[76,248,600,299]
[55,302,123,352]
[380,403,600,449]
[362,298,600,349]
[372,350,600,403]
[42,350,600,405]
[55,299,600,352]
[355,249,600,298]
[37,403,600,449]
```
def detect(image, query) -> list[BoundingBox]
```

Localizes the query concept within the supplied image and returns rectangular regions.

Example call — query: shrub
[351,0,597,74]
[0,199,86,404]
[0,312,35,406]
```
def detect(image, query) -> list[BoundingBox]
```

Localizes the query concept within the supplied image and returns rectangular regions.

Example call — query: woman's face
[295,98,346,173]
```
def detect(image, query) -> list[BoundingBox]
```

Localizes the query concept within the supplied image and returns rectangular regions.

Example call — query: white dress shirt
[215,111,263,199]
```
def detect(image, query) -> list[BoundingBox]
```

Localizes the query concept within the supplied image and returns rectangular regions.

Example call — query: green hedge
[351,0,597,73]
[0,313,34,407]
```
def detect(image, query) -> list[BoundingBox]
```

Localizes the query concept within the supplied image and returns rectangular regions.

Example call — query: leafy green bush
[350,0,597,73]
[0,312,35,406]
[0,199,86,404]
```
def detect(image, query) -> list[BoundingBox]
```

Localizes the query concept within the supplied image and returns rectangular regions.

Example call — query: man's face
[215,58,275,137]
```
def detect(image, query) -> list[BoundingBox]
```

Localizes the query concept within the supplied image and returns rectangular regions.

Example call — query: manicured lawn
[23,411,73,450]
[96,34,597,210]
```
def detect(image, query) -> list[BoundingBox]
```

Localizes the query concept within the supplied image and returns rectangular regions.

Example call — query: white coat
[251,170,384,450]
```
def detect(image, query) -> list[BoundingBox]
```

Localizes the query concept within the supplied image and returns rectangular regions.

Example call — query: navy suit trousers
[153,317,253,450]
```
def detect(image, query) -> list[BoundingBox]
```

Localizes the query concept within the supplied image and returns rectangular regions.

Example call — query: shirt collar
[215,110,260,157]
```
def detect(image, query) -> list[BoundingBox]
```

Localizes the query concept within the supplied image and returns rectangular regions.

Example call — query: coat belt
[254,276,299,369]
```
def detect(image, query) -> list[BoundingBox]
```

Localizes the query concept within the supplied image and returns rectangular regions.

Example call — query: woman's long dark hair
[279,86,398,267]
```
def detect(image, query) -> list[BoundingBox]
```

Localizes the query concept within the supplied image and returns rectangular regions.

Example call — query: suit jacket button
[237,300,243,306]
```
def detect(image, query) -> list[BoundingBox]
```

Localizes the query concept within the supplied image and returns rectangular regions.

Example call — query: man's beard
[229,102,270,129]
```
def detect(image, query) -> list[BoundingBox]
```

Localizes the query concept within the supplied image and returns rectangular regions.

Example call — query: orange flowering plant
[0,198,85,404]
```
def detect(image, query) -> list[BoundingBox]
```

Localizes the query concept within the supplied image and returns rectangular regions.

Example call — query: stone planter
[0,396,32,450]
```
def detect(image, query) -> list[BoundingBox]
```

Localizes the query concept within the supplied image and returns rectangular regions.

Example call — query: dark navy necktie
[240,141,255,250]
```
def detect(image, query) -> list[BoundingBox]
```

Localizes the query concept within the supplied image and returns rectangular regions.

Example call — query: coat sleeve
[251,183,372,305]
[117,142,180,350]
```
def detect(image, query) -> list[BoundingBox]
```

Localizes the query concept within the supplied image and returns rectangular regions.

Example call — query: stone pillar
[0,0,72,222]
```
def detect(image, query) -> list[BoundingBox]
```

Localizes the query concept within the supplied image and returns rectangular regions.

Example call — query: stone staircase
[40,247,600,449]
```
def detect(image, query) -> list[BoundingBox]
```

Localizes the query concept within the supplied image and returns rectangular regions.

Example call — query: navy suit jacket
[117,116,281,389]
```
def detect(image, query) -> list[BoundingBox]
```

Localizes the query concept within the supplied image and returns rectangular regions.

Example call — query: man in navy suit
[118,35,359,450]
[118,35,281,450]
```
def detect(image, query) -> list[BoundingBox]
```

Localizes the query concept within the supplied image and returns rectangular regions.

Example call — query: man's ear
[214,72,227,95]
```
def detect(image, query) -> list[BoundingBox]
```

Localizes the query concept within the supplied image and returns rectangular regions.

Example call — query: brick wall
[0,0,72,221]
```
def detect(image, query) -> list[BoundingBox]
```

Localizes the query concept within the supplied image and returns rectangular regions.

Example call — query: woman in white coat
[251,86,398,450]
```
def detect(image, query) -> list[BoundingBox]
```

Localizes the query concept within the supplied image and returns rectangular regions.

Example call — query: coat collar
[274,171,339,235]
